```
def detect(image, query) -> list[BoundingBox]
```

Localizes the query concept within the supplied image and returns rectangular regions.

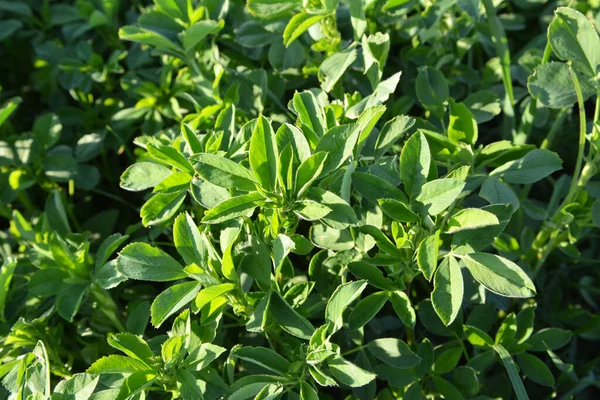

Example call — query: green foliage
[1,0,600,399]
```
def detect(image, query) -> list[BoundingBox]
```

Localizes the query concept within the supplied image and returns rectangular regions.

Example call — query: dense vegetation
[1,0,600,398]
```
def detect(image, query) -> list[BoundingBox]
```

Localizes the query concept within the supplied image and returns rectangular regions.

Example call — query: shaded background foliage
[1,0,600,399]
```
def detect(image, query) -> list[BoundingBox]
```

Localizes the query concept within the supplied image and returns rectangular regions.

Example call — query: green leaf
[153,171,192,194]
[283,12,326,47]
[463,252,536,298]
[294,200,332,220]
[120,162,172,192]
[305,187,358,229]
[146,144,190,173]
[300,381,319,400]
[528,62,595,109]
[173,213,206,267]
[140,190,186,226]
[151,281,201,327]
[348,291,390,330]
[117,243,187,282]
[366,338,421,369]
[108,333,154,366]
[353,172,408,205]
[389,291,416,328]
[431,256,463,326]
[45,190,71,237]
[320,47,358,92]
[526,328,572,351]
[415,178,465,216]
[95,234,129,270]
[115,370,157,400]
[464,325,494,348]
[374,115,415,160]
[417,233,440,281]
[190,153,257,191]
[182,20,223,51]
[493,344,530,400]
[119,25,182,54]
[480,177,520,211]
[0,96,21,127]
[56,284,87,322]
[291,91,326,139]
[327,355,376,387]
[415,66,448,115]
[195,283,236,311]
[548,7,600,77]
[87,355,151,374]
[295,152,328,198]
[517,353,555,387]
[183,342,226,371]
[202,192,263,224]
[270,292,315,339]
[378,198,418,222]
[448,100,478,145]
[463,91,501,123]
[0,259,17,322]
[234,347,291,376]
[326,280,368,334]
[315,124,359,176]
[400,131,431,198]
[445,208,500,234]
[491,149,562,184]
[250,116,279,191]
[433,346,463,374]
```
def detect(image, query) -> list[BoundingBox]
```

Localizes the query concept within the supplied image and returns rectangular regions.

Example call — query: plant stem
[563,66,586,206]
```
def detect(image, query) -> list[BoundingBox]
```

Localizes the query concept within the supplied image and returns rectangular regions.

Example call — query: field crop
[1,0,600,399]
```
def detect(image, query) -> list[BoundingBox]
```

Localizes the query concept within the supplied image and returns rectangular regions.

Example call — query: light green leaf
[374,115,415,160]
[448,100,478,145]
[250,116,279,191]
[319,47,358,92]
[195,283,236,311]
[117,243,187,281]
[151,281,202,327]
[295,152,328,198]
[417,233,440,281]
[548,7,600,77]
[140,190,186,226]
[431,256,463,326]
[202,192,264,224]
[315,124,359,176]
[326,280,368,334]
[400,131,431,198]
[182,20,223,51]
[107,333,154,365]
[463,253,536,298]
[389,291,416,328]
[327,355,376,387]
[283,12,326,47]
[415,178,465,216]
[190,153,257,191]
[378,198,418,222]
[120,162,172,192]
[445,208,500,234]
[87,355,151,374]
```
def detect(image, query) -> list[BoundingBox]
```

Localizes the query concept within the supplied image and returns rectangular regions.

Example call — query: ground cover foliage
[1,0,600,398]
